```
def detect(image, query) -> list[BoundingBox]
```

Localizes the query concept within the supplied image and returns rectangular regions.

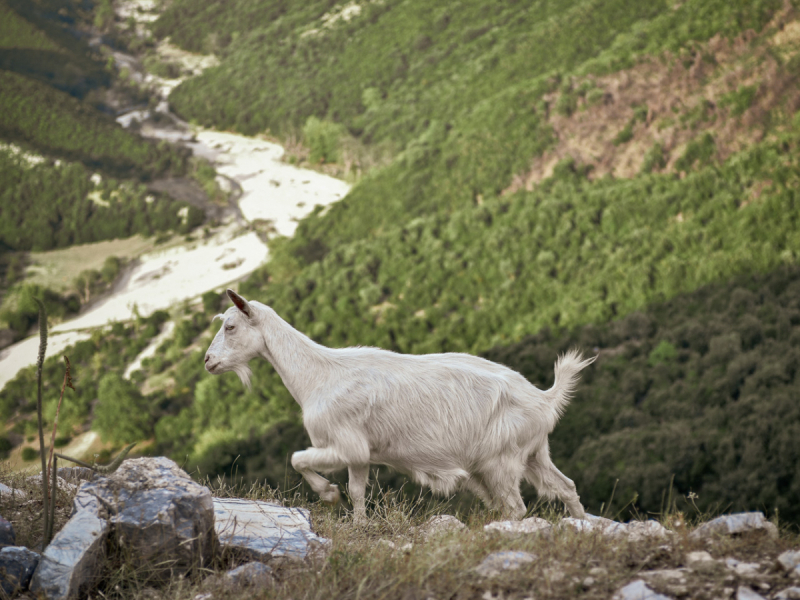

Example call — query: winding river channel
[0,24,350,390]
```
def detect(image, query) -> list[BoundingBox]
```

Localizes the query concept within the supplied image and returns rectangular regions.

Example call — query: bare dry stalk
[47,356,74,474]
[33,297,50,547]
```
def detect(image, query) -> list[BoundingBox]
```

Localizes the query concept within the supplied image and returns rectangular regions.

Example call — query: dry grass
[2,468,799,600]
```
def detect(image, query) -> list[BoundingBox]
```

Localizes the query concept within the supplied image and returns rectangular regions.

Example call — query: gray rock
[612,579,672,600]
[30,493,110,600]
[484,516,551,536]
[0,516,15,548]
[625,520,673,541]
[31,457,214,600]
[561,514,628,537]
[638,568,688,584]
[736,586,766,600]
[57,467,94,484]
[225,562,274,586]
[689,512,778,540]
[26,474,77,494]
[0,482,26,499]
[417,514,466,538]
[472,551,537,577]
[775,587,800,599]
[0,546,40,595]
[778,550,800,578]
[214,498,328,563]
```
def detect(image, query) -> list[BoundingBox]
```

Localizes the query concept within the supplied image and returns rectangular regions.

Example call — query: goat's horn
[227,288,252,317]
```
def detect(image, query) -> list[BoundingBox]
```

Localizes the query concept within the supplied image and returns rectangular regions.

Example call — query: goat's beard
[233,363,253,390]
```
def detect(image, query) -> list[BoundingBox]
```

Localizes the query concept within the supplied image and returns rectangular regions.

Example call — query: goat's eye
[225,325,234,332]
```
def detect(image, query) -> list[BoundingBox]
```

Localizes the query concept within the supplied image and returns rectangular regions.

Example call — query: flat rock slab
[0,546,40,596]
[214,498,328,563]
[30,492,110,600]
[473,551,537,577]
[484,517,552,536]
[613,579,672,600]
[0,482,26,499]
[690,512,777,540]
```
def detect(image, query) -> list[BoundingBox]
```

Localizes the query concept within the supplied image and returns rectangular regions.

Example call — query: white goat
[204,289,594,521]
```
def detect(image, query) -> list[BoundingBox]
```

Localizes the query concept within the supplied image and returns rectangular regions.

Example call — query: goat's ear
[227,288,252,317]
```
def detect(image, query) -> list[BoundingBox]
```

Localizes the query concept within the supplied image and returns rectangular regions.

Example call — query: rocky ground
[1,458,799,600]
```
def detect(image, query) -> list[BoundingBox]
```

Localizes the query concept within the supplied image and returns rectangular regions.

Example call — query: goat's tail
[545,349,596,419]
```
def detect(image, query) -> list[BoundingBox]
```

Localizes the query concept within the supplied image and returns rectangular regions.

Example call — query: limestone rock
[87,457,214,569]
[561,514,627,537]
[31,457,214,600]
[778,550,800,578]
[225,562,274,586]
[417,514,466,539]
[0,546,40,595]
[26,474,77,494]
[484,517,551,536]
[775,587,800,599]
[214,498,328,563]
[689,512,778,540]
[0,516,15,548]
[57,467,94,484]
[626,520,672,541]
[612,579,672,600]
[736,586,766,600]
[473,551,537,578]
[0,482,26,499]
[30,492,110,600]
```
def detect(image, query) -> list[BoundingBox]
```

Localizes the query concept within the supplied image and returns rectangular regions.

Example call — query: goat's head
[204,289,262,389]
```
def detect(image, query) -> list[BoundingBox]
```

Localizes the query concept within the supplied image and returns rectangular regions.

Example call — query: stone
[775,587,800,599]
[0,546,40,595]
[484,517,552,536]
[612,579,672,600]
[472,551,537,578]
[31,457,214,600]
[583,576,596,588]
[778,550,800,578]
[725,558,761,578]
[30,490,110,600]
[214,498,328,563]
[626,520,673,541]
[639,568,688,585]
[560,514,627,537]
[686,550,721,573]
[0,516,15,548]
[225,562,274,586]
[0,482,26,499]
[417,515,466,539]
[589,566,609,577]
[736,586,766,600]
[57,467,94,484]
[26,474,77,494]
[690,513,778,540]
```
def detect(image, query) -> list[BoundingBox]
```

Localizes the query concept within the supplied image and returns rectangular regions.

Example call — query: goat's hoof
[320,484,340,505]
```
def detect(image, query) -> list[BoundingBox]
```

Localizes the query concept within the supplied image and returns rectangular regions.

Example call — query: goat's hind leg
[291,447,347,504]
[348,464,369,524]
[525,450,586,519]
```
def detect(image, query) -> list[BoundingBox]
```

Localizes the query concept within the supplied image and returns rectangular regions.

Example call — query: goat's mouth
[205,361,222,374]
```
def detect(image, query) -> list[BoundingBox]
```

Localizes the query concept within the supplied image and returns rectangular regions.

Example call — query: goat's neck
[257,309,330,405]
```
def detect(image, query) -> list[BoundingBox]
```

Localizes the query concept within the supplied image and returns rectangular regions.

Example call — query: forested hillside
[4,0,800,524]
[0,0,207,335]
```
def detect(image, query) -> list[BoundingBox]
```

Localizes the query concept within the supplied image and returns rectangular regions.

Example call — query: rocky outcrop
[690,512,778,540]
[214,498,328,564]
[0,546,40,596]
[31,457,214,600]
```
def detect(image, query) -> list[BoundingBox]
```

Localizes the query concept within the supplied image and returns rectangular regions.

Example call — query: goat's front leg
[291,447,346,504]
[348,464,369,524]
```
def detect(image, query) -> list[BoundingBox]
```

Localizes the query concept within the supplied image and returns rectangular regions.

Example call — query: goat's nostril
[204,355,210,363]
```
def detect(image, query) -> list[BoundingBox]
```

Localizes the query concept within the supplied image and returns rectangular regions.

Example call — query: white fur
[204,290,595,521]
